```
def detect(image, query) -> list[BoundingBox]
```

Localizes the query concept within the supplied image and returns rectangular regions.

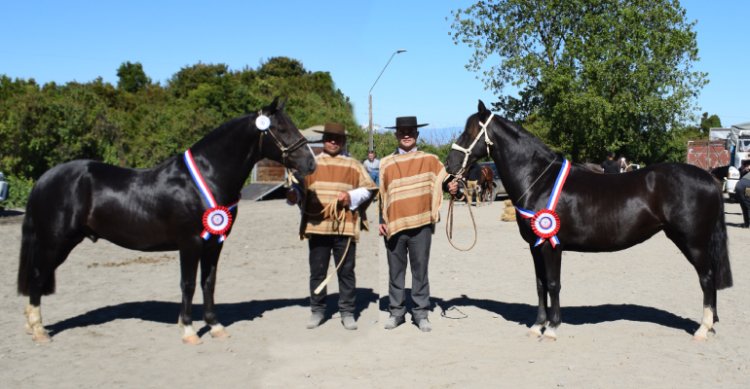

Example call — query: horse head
[257,97,316,176]
[445,100,495,179]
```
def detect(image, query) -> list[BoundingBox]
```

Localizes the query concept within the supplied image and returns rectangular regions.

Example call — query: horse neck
[189,123,261,203]
[488,120,559,207]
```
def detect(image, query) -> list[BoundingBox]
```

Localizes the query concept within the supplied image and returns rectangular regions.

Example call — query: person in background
[735,164,750,228]
[378,116,458,332]
[363,150,380,186]
[286,122,377,330]
[601,152,620,174]
[465,162,481,206]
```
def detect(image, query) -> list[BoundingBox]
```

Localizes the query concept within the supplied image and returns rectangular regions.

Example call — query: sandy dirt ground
[1,198,748,388]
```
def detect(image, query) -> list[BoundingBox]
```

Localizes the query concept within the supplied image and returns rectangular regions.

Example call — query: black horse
[445,101,733,340]
[17,98,316,344]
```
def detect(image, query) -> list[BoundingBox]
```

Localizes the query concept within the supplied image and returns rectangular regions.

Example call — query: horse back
[551,163,722,251]
[29,159,199,251]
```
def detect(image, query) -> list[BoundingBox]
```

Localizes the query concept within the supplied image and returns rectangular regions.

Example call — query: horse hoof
[542,327,557,341]
[527,325,543,338]
[32,330,51,343]
[693,325,711,341]
[182,334,202,345]
[210,327,230,339]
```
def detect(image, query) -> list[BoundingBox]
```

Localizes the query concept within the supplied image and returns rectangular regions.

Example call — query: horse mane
[485,112,557,161]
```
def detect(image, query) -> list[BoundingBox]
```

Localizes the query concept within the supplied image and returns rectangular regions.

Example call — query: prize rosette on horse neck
[516,159,571,248]
[183,149,237,242]
[202,206,232,240]
[530,209,560,240]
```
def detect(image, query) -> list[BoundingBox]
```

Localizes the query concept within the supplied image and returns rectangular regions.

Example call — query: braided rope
[445,181,478,251]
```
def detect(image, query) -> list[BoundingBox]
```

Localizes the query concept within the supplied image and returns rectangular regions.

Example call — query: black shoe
[341,315,358,330]
[416,318,432,332]
[306,313,324,329]
[384,315,405,330]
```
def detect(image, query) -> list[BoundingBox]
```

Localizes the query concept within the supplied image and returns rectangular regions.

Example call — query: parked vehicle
[687,124,750,201]
[0,172,9,209]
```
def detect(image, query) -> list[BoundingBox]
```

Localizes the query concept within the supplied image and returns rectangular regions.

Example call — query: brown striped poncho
[378,151,448,240]
[300,153,377,241]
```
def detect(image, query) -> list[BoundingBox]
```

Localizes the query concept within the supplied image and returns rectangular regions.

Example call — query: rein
[445,193,478,251]
[515,157,558,205]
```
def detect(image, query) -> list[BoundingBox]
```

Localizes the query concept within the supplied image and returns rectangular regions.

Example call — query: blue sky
[1,0,747,139]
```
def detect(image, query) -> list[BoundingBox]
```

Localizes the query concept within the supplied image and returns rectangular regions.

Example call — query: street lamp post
[368,49,406,151]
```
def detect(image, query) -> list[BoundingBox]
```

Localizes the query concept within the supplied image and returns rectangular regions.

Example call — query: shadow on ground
[46,288,378,337]
[376,292,698,335]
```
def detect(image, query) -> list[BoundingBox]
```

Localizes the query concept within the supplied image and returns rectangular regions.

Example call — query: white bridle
[450,112,495,178]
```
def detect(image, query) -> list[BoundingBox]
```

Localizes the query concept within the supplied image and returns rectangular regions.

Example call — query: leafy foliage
[0,57,364,208]
[451,0,709,165]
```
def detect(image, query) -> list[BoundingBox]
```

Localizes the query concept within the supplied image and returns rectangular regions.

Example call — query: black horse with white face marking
[445,101,732,340]
[17,98,316,344]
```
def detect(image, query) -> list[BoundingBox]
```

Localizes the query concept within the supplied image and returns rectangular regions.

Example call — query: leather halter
[450,113,495,178]
[261,119,310,165]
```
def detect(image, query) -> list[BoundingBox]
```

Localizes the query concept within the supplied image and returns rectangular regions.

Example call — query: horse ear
[278,97,287,111]
[478,100,487,113]
[269,97,280,112]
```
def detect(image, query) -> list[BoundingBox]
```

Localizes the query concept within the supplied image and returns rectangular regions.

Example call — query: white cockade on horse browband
[183,149,238,242]
[515,159,571,248]
[450,112,495,177]
[255,113,271,131]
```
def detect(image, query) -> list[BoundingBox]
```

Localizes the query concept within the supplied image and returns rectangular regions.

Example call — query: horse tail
[710,199,733,290]
[17,201,56,297]
[17,211,38,296]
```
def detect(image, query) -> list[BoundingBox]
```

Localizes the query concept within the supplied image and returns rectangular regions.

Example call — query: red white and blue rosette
[531,209,560,244]
[515,159,570,248]
[184,149,237,242]
[202,206,232,241]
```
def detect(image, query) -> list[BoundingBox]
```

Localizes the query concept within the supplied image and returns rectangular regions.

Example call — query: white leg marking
[528,324,544,337]
[543,325,558,341]
[178,316,201,345]
[209,323,230,338]
[24,304,50,343]
[693,306,714,341]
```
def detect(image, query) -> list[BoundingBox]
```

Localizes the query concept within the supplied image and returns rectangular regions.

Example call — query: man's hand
[337,191,351,208]
[378,223,388,236]
[447,180,459,195]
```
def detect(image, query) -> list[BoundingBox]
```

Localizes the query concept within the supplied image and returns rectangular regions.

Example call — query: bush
[1,174,33,210]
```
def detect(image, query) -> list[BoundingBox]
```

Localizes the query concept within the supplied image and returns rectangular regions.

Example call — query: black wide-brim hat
[385,116,429,129]
[313,122,348,136]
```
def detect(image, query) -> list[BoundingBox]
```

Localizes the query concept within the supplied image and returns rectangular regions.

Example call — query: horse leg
[19,227,82,343]
[665,235,717,340]
[690,251,718,341]
[178,247,201,345]
[528,248,548,337]
[541,245,563,340]
[200,244,229,339]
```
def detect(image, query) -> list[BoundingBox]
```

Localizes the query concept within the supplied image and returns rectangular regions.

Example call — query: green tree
[700,112,722,134]
[117,61,151,93]
[451,0,707,164]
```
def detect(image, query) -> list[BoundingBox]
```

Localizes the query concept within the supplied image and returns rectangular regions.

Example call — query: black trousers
[736,178,750,227]
[308,235,356,315]
[385,224,433,320]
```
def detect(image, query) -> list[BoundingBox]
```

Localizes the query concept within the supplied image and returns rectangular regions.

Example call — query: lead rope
[445,179,478,251]
[312,199,352,294]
